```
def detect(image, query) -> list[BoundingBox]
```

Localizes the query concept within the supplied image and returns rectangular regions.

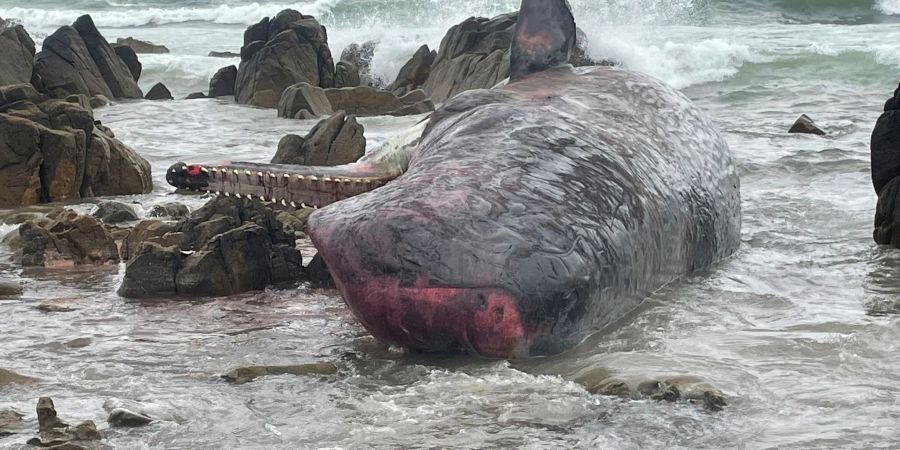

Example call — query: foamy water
[2,0,900,448]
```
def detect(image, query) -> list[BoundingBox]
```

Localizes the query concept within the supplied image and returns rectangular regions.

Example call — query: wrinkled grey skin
[308,65,742,358]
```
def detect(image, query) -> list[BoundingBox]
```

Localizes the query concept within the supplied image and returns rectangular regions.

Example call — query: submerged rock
[119,196,304,298]
[788,114,826,135]
[116,37,169,54]
[92,201,139,224]
[208,51,239,58]
[148,202,190,219]
[222,362,337,384]
[145,82,173,100]
[185,92,206,100]
[0,409,25,437]
[234,10,335,107]
[0,368,38,387]
[272,111,365,166]
[36,298,82,313]
[0,280,24,296]
[576,372,727,411]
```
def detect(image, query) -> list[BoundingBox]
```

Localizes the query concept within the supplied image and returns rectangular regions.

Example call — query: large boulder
[277,82,432,118]
[0,99,152,208]
[145,82,173,100]
[389,44,436,97]
[277,82,333,118]
[334,61,360,88]
[34,15,143,99]
[340,41,377,87]
[272,111,365,166]
[209,65,237,98]
[19,210,119,267]
[116,37,169,54]
[119,197,305,298]
[235,10,335,108]
[873,85,900,246]
[423,13,517,103]
[112,44,141,81]
[121,220,178,261]
[0,18,36,86]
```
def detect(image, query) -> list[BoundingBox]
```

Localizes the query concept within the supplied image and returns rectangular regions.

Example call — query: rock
[0,409,25,437]
[144,82,173,100]
[37,298,80,313]
[388,99,435,117]
[340,41,377,87]
[334,61,361,88]
[121,220,178,261]
[0,280,23,296]
[106,409,152,427]
[277,82,333,118]
[119,197,305,298]
[1,83,42,106]
[112,44,141,82]
[103,398,179,427]
[34,16,142,99]
[73,16,143,99]
[116,37,169,54]
[65,337,92,348]
[89,95,110,108]
[222,362,337,384]
[32,398,101,448]
[789,114,826,135]
[185,92,206,100]
[306,253,333,288]
[0,18,35,86]
[208,51,239,58]
[276,208,312,236]
[272,112,365,166]
[37,397,68,432]
[0,368,38,386]
[329,86,433,117]
[148,202,190,219]
[389,44,436,97]
[92,201,139,224]
[235,10,335,107]
[20,210,120,266]
[208,65,237,98]
[424,13,516,103]
[64,94,93,115]
[84,124,153,197]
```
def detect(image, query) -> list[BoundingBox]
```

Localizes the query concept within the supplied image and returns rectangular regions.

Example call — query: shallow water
[3,0,900,448]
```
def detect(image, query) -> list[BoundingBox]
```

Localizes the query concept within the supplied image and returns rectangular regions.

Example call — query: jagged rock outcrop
[334,61,361,88]
[789,114,826,136]
[234,9,335,108]
[209,65,237,98]
[340,41,377,87]
[873,85,900,247]
[0,17,36,86]
[33,15,143,99]
[118,197,304,298]
[18,209,120,267]
[145,82,173,100]
[113,44,141,81]
[423,13,516,103]
[28,397,103,448]
[389,44,436,97]
[0,97,152,208]
[272,111,365,166]
[277,82,433,118]
[116,37,169,54]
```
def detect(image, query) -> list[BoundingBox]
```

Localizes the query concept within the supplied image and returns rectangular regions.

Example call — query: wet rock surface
[119,197,304,298]
[208,51,239,58]
[29,397,102,449]
[340,41,378,87]
[91,201,138,224]
[0,368,39,387]
[575,372,727,412]
[148,202,190,220]
[0,17,36,87]
[115,37,169,54]
[789,114,826,135]
[0,280,24,296]
[222,362,337,384]
[389,44,436,97]
[144,82,173,101]
[0,409,25,437]
[19,210,120,267]
[209,65,237,98]
[74,15,143,99]
[0,97,152,208]
[278,82,433,118]
[234,10,335,107]
[872,85,900,246]
[111,44,140,82]
[334,61,361,88]
[272,111,365,166]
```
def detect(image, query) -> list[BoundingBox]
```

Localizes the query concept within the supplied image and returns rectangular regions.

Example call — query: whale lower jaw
[329,273,535,359]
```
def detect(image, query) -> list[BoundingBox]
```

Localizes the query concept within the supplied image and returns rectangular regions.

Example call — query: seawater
[1,0,900,448]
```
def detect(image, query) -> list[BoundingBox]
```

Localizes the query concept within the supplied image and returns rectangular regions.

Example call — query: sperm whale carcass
[168,0,742,358]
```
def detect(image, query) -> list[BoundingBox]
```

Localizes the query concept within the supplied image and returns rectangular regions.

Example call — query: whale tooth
[224,192,230,197]
[201,167,209,173]
[323,177,332,182]
[310,176,318,182]
[180,250,195,256]
[258,196,265,201]
[170,168,176,173]
[283,173,290,179]
[313,205,318,209]
[268,173,276,179]
[301,203,308,209]
[281,199,287,206]
[232,169,239,175]
[215,191,221,196]
[245,170,252,176]
[296,175,305,181]
[181,166,187,171]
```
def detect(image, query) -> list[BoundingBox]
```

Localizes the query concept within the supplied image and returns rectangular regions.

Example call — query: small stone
[222,363,338,384]
[0,280,23,296]
[107,408,153,427]
[37,299,80,313]
[788,114,826,136]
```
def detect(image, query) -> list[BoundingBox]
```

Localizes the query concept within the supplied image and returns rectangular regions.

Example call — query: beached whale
[168,0,741,358]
